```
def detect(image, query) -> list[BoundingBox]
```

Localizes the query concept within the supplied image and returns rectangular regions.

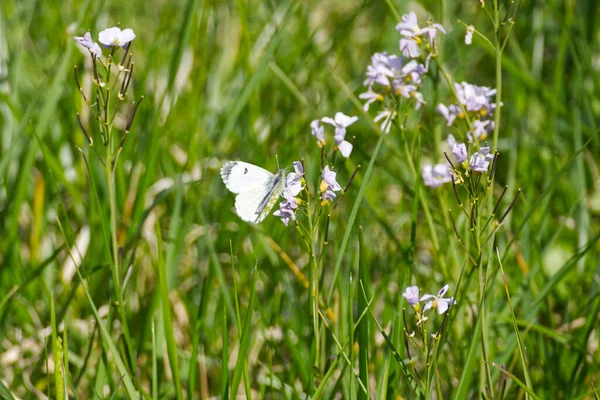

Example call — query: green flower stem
[102,72,136,381]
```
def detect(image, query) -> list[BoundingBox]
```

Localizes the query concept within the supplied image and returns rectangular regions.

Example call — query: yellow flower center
[320,180,328,193]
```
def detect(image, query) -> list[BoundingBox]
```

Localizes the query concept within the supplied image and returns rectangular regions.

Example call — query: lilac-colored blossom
[374,109,396,134]
[274,191,298,226]
[469,146,494,172]
[422,163,452,188]
[454,82,497,113]
[403,286,420,306]
[417,23,446,46]
[469,119,493,141]
[320,166,342,204]
[396,12,421,36]
[286,161,304,197]
[402,60,427,85]
[98,27,136,47]
[311,120,325,144]
[364,52,395,87]
[396,12,446,57]
[399,38,420,58]
[447,135,468,163]
[436,103,460,126]
[396,12,422,57]
[393,80,417,98]
[74,32,102,57]
[420,285,455,314]
[359,88,383,111]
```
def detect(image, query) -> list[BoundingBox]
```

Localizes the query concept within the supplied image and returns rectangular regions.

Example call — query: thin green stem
[306,195,321,378]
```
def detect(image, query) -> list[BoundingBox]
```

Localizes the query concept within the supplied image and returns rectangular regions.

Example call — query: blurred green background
[1,0,599,398]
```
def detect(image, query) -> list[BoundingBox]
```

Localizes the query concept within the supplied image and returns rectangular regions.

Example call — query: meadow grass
[1,0,599,398]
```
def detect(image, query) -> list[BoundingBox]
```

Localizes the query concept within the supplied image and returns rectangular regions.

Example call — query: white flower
[321,112,358,158]
[420,285,455,314]
[98,27,136,47]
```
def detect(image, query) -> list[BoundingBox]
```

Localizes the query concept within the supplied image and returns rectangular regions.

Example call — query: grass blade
[155,219,183,400]
[357,227,370,400]
[230,265,258,399]
[496,248,535,398]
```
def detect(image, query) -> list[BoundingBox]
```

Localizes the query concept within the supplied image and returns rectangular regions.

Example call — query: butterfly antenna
[276,154,280,170]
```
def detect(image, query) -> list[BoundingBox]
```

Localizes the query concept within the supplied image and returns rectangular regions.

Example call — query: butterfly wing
[221,161,274,194]
[234,171,286,224]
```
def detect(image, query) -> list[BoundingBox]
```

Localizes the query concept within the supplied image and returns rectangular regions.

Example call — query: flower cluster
[73,24,142,152]
[74,27,136,58]
[359,51,427,129]
[311,112,357,157]
[448,135,495,173]
[422,135,496,189]
[403,284,455,315]
[359,12,446,134]
[437,82,499,142]
[396,11,446,58]
[274,162,305,226]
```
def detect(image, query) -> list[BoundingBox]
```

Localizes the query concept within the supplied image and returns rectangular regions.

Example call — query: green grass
[1,0,600,398]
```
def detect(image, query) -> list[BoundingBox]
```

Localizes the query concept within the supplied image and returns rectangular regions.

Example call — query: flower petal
[119,28,136,44]
[98,27,122,46]
[422,301,433,312]
[321,117,337,127]
[337,140,353,158]
[437,299,450,314]
[438,284,449,297]
[334,112,358,127]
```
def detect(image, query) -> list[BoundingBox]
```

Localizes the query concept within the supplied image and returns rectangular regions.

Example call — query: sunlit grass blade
[0,380,15,400]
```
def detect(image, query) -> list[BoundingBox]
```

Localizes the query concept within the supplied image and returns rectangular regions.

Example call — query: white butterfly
[220,161,286,224]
